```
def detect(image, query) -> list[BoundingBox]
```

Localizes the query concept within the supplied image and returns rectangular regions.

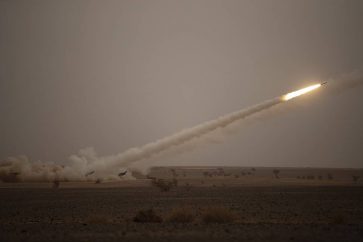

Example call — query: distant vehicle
[85,170,95,177]
[118,170,128,177]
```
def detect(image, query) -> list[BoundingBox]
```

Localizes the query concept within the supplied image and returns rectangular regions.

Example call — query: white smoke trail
[0,97,282,182]
[1,69,362,182]
[87,97,282,176]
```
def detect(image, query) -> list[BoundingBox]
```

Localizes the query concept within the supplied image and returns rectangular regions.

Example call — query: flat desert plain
[1,167,363,242]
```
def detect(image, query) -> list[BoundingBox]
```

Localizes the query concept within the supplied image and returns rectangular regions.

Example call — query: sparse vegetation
[172,178,178,187]
[2,173,363,241]
[133,208,162,223]
[170,169,177,177]
[273,169,280,179]
[327,173,333,180]
[352,175,360,183]
[201,206,238,224]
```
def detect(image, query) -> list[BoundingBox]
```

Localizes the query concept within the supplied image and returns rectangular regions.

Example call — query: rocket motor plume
[0,82,325,182]
[282,84,322,101]
[85,82,323,176]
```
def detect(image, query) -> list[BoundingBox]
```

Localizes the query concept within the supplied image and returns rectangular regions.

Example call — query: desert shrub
[273,169,280,179]
[172,178,178,187]
[151,179,174,192]
[170,169,179,178]
[234,174,240,178]
[327,173,333,180]
[166,207,195,223]
[133,209,162,223]
[201,206,237,224]
[352,175,360,183]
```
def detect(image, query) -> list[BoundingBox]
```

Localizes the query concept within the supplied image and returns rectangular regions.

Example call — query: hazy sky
[1,0,363,168]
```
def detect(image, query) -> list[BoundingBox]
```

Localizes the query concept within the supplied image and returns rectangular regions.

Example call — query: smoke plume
[1,69,362,182]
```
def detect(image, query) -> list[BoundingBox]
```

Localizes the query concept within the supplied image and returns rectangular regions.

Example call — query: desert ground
[1,166,363,242]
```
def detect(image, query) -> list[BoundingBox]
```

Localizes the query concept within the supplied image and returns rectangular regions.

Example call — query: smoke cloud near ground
[0,97,282,182]
[1,69,363,182]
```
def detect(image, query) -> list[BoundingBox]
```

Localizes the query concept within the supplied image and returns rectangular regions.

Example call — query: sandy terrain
[1,167,362,241]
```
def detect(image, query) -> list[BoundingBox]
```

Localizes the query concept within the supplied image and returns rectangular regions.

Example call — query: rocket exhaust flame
[0,81,329,182]
[282,83,322,101]
[79,82,327,176]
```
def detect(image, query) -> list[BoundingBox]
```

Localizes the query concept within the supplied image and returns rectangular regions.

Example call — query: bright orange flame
[282,84,321,101]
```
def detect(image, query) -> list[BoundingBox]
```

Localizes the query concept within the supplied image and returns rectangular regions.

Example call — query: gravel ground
[1,185,363,241]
